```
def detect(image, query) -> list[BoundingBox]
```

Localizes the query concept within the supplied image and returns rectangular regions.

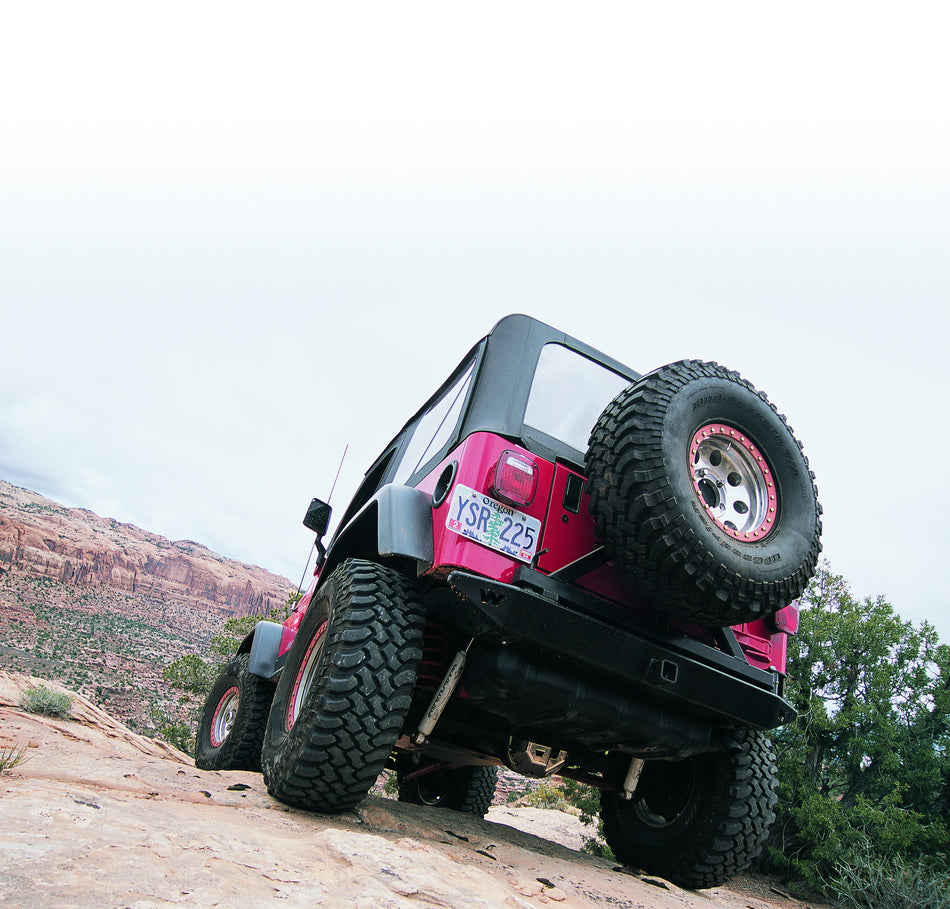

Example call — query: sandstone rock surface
[0,673,819,909]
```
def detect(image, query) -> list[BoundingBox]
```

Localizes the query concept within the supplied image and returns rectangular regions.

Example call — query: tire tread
[262,560,424,813]
[587,359,821,625]
[601,728,778,889]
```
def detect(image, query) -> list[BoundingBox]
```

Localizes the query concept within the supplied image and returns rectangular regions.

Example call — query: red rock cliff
[0,479,292,619]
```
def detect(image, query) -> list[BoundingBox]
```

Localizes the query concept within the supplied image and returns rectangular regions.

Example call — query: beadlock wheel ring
[286,619,328,731]
[689,423,777,542]
[210,686,240,748]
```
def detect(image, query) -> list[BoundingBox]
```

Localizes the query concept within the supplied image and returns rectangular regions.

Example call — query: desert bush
[521,781,571,810]
[163,592,301,699]
[0,744,30,773]
[827,847,950,909]
[20,684,73,718]
[558,778,601,824]
[147,707,196,753]
[521,779,614,859]
[558,779,615,860]
[161,653,217,696]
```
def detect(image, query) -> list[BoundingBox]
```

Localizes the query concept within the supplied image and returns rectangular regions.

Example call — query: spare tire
[587,359,821,626]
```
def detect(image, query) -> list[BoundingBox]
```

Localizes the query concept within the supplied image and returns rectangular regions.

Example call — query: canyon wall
[0,478,293,620]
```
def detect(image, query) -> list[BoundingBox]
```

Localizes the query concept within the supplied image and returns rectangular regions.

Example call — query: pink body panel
[277,580,314,658]
[419,433,555,585]
[278,431,790,674]
[422,434,789,673]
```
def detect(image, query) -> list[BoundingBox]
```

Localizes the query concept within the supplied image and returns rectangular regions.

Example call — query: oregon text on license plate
[445,484,542,563]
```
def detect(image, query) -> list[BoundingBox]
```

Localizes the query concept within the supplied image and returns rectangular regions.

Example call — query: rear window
[523,343,630,453]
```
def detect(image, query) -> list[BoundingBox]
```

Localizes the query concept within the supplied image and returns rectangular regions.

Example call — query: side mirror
[303,498,332,537]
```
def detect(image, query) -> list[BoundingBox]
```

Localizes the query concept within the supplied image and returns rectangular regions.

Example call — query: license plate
[446,484,542,563]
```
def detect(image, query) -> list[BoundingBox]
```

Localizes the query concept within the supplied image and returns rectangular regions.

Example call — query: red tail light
[491,451,539,507]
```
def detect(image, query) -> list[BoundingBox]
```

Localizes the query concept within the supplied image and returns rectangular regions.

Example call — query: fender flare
[245,486,433,679]
[323,484,434,576]
[244,621,285,679]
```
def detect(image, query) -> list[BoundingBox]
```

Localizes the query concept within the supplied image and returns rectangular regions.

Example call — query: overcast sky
[2,4,948,641]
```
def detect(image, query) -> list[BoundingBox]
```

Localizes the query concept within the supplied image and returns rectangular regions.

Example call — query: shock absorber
[413,638,473,744]
[621,757,645,800]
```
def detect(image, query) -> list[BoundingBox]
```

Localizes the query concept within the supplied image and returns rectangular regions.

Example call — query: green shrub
[0,744,30,773]
[20,684,73,718]
[828,849,950,909]
[506,786,526,804]
[151,714,195,754]
[558,778,602,825]
[764,565,950,893]
[522,781,571,810]
[520,779,615,859]
[161,653,216,696]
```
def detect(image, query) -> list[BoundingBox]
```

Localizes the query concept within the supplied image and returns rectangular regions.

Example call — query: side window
[391,360,475,486]
[524,343,630,454]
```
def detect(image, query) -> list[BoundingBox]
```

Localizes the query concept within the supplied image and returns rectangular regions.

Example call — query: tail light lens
[491,451,539,507]
[769,601,800,635]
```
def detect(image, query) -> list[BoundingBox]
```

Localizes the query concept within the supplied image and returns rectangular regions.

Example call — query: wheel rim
[286,619,328,731]
[414,768,449,806]
[210,686,240,747]
[689,423,777,541]
[633,760,697,829]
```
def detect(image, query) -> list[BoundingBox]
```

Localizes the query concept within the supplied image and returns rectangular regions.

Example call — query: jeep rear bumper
[446,568,795,732]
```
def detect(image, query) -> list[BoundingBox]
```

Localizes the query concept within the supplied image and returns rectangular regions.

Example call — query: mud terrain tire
[601,728,778,889]
[261,559,424,813]
[396,757,498,817]
[194,653,273,772]
[587,359,821,626]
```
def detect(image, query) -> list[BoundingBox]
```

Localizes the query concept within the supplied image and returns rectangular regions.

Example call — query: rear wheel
[194,653,273,772]
[261,559,424,813]
[587,359,821,625]
[601,728,778,889]
[396,756,498,817]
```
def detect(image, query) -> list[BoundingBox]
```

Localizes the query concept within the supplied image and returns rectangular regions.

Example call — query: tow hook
[505,740,568,778]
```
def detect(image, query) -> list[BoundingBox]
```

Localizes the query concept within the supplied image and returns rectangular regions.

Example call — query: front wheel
[396,756,498,818]
[600,729,778,889]
[194,653,273,772]
[261,559,424,814]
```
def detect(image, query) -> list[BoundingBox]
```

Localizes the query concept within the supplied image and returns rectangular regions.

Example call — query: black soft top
[336,314,640,531]
[456,314,639,450]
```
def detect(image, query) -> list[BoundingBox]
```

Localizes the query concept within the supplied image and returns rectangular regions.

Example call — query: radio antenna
[296,543,316,594]
[296,443,349,594]
[327,443,349,504]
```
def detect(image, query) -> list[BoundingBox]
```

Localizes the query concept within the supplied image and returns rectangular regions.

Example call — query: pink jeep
[196,314,821,888]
